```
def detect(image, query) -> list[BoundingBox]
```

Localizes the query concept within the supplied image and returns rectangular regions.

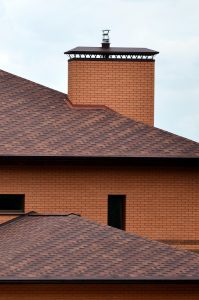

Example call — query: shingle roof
[0,212,199,281]
[0,69,198,158]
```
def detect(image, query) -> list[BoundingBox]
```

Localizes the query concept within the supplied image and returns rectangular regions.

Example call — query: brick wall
[68,60,155,126]
[0,163,198,251]
[0,284,198,299]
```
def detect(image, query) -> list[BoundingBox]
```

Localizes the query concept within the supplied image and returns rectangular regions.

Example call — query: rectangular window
[0,194,25,214]
[108,195,126,230]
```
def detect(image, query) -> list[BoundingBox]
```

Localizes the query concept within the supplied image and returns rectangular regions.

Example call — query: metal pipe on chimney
[102,29,110,48]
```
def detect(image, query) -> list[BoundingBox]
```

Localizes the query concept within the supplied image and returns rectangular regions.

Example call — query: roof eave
[0,278,198,284]
[0,156,198,167]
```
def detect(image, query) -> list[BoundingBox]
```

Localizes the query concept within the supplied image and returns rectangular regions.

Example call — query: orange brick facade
[0,163,198,251]
[68,60,155,126]
[0,284,199,299]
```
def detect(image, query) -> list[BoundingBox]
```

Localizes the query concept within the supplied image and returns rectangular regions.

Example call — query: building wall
[0,163,198,250]
[0,284,199,299]
[68,60,155,126]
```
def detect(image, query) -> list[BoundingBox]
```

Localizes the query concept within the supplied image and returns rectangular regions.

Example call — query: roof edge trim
[0,279,198,284]
[0,211,36,229]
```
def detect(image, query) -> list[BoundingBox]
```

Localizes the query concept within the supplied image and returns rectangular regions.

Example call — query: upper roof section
[65,47,159,60]
[0,69,198,158]
[0,212,199,281]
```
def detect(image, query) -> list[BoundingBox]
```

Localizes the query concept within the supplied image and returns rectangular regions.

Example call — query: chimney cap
[65,47,159,56]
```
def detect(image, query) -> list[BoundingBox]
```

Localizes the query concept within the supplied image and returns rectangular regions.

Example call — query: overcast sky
[0,0,198,141]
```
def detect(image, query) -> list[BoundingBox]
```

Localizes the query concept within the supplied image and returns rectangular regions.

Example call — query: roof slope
[0,213,199,281]
[0,69,198,158]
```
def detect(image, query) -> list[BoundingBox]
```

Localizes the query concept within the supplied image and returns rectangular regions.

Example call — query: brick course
[0,284,199,299]
[0,164,198,250]
[68,60,155,125]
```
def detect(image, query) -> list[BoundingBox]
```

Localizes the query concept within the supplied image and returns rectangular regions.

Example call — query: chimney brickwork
[66,31,158,126]
[68,59,155,126]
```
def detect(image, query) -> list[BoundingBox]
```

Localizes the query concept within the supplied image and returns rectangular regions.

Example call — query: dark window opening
[108,195,126,230]
[0,194,25,213]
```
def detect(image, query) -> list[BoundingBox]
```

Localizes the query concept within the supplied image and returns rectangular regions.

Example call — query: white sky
[0,0,198,141]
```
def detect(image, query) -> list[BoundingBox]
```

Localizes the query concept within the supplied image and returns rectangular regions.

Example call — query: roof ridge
[28,212,80,217]
[151,125,199,145]
[0,211,36,230]
[0,212,80,231]
[74,215,199,257]
[0,69,66,96]
[114,112,199,145]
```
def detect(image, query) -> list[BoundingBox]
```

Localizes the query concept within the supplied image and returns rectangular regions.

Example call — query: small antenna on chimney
[102,29,110,49]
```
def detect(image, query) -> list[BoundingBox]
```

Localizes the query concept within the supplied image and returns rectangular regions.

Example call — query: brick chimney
[65,31,159,126]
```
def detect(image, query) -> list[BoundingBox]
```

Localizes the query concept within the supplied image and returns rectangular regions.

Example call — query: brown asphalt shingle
[0,69,198,157]
[0,212,199,281]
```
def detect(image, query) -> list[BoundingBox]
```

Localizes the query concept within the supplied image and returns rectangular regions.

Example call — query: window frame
[0,194,25,215]
[107,194,126,230]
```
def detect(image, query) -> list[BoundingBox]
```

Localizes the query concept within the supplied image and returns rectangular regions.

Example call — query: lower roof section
[0,212,199,282]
